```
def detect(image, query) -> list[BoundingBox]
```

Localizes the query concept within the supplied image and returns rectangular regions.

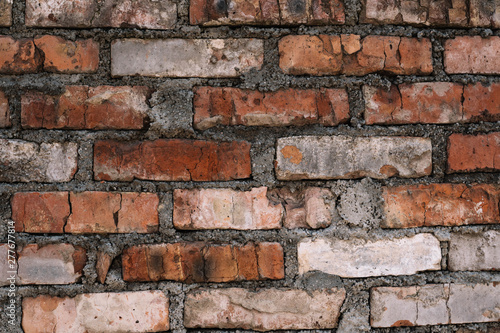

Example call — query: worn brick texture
[2,0,500,332]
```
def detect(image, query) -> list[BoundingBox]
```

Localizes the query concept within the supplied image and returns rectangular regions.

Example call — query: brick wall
[1,0,499,332]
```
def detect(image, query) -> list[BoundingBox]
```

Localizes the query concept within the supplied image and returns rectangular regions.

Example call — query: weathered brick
[12,192,70,233]
[94,139,251,181]
[0,36,42,74]
[0,244,14,286]
[190,0,344,25]
[364,83,463,124]
[26,0,176,29]
[447,132,500,173]
[371,283,500,327]
[173,187,282,230]
[184,288,346,330]
[298,234,441,277]
[276,136,432,180]
[463,82,500,122]
[0,140,78,182]
[96,251,113,284]
[279,35,432,76]
[449,231,500,271]
[22,291,169,333]
[444,36,500,74]
[0,0,12,26]
[65,192,159,233]
[21,86,150,130]
[361,0,499,28]
[193,87,349,129]
[273,187,334,229]
[111,39,263,77]
[34,36,99,73]
[17,244,86,285]
[365,82,500,124]
[122,242,284,283]
[382,184,500,228]
[0,90,10,127]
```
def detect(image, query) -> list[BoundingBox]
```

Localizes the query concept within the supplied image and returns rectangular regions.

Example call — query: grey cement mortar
[1,0,500,332]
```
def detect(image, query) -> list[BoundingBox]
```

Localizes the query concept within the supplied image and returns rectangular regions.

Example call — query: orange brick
[0,36,41,74]
[94,139,251,181]
[448,132,500,173]
[34,35,99,73]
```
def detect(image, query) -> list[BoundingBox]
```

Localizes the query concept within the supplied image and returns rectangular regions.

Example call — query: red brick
[33,35,99,73]
[382,184,500,228]
[256,242,285,280]
[96,251,113,284]
[22,291,169,333]
[365,82,500,125]
[21,86,150,130]
[463,82,500,122]
[364,83,464,124]
[12,192,70,233]
[0,90,9,127]
[193,87,349,129]
[94,139,251,181]
[444,36,500,74]
[361,0,499,28]
[65,192,159,234]
[448,132,500,173]
[190,0,344,25]
[279,35,432,76]
[173,187,283,230]
[0,36,42,74]
[122,242,284,283]
[17,243,86,284]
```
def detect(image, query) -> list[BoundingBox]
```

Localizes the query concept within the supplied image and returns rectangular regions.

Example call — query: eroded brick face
[190,0,345,25]
[279,35,433,76]
[361,0,500,28]
[0,90,10,127]
[193,87,349,129]
[382,184,500,228]
[12,191,159,233]
[444,36,500,74]
[122,242,284,283]
[21,86,150,130]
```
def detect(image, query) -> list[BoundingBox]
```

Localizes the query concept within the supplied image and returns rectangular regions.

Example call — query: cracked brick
[184,288,346,330]
[193,87,349,129]
[382,184,500,228]
[21,86,150,130]
[279,35,432,76]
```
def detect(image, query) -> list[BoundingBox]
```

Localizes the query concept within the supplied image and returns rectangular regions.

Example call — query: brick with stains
[25,0,176,29]
[190,0,344,25]
[193,87,349,129]
[184,288,346,330]
[371,283,500,327]
[279,35,432,76]
[444,36,500,74]
[447,132,500,173]
[94,139,252,181]
[276,136,432,180]
[21,86,150,130]
[111,39,263,77]
[0,140,78,182]
[17,244,86,285]
[382,184,500,228]
[122,242,284,283]
[0,90,10,128]
[22,291,169,333]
